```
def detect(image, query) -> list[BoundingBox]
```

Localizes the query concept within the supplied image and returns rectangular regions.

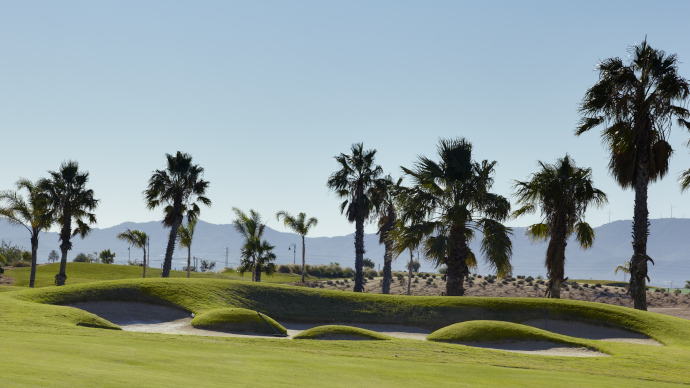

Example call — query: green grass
[2,277,690,386]
[3,262,304,287]
[191,307,287,335]
[427,320,594,349]
[293,325,394,340]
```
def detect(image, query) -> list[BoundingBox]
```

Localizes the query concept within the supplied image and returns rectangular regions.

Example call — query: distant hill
[1,218,689,286]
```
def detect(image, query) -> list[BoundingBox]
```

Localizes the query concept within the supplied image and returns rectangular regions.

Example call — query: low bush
[277,264,291,274]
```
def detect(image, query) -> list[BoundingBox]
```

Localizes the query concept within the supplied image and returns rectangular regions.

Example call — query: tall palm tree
[0,179,55,287]
[116,229,148,278]
[327,143,385,292]
[372,175,401,294]
[275,211,318,283]
[177,218,197,278]
[232,208,266,282]
[38,161,99,286]
[513,155,608,298]
[144,151,211,278]
[398,138,513,296]
[576,39,690,310]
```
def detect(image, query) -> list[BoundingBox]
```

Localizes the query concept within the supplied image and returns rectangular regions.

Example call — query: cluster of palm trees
[328,39,689,310]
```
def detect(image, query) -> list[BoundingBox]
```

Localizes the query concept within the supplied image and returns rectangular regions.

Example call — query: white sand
[459,341,606,357]
[522,319,662,346]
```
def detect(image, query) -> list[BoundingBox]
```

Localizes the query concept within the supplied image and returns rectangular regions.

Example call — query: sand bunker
[460,341,606,357]
[69,302,430,340]
[522,319,661,346]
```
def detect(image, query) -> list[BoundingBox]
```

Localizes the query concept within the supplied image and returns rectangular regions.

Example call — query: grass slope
[2,278,690,386]
[294,325,393,340]
[3,262,303,287]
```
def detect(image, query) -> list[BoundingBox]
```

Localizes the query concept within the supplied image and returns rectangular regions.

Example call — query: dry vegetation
[297,273,690,313]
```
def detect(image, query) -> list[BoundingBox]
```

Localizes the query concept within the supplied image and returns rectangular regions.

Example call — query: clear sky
[1,1,690,237]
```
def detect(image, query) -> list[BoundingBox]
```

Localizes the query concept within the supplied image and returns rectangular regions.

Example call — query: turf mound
[191,308,287,335]
[427,320,587,346]
[293,325,394,340]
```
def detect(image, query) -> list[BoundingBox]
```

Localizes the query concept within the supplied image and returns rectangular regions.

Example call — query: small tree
[73,253,95,263]
[685,280,690,289]
[362,258,375,269]
[21,251,31,262]
[200,260,216,272]
[99,249,116,264]
[48,250,59,263]
[405,258,420,273]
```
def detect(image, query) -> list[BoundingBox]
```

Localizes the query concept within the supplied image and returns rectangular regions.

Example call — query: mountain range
[1,218,689,287]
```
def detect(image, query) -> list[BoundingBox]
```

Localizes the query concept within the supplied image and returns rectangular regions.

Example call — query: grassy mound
[294,325,393,340]
[191,308,287,335]
[427,320,590,348]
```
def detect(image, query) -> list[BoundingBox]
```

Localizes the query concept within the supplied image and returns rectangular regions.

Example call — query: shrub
[364,268,378,278]
[367,275,374,280]
[289,264,301,273]
[525,276,534,282]
[517,280,525,285]
[11,260,30,268]
[594,283,602,288]
[674,289,682,296]
[278,264,291,273]
[583,283,589,288]
[486,278,495,284]
[517,275,525,279]
[476,274,482,278]
[431,275,436,279]
[438,266,447,275]
[73,252,97,263]
[654,288,663,293]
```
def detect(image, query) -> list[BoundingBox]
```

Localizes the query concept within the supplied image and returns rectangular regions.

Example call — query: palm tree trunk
[446,224,469,296]
[142,248,147,278]
[255,262,262,282]
[353,214,365,292]
[382,237,392,294]
[29,233,38,288]
[56,213,71,286]
[630,119,652,311]
[251,255,256,282]
[162,208,182,278]
[186,247,191,278]
[546,218,567,299]
[301,236,306,283]
[407,248,413,296]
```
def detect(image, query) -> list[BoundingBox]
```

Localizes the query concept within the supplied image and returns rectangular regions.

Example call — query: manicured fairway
[2,273,690,386]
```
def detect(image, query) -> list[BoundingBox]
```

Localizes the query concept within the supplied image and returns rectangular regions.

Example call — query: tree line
[1,39,688,311]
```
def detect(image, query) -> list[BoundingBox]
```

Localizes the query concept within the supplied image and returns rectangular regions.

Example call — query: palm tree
[117,229,149,278]
[513,155,608,298]
[615,261,632,281]
[0,179,55,287]
[576,39,690,310]
[37,161,99,286]
[327,143,386,292]
[232,208,267,282]
[275,211,318,283]
[372,175,401,294]
[398,138,513,296]
[238,239,277,282]
[177,218,197,278]
[144,151,211,278]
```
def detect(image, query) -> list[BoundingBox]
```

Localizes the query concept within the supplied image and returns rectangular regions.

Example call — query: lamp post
[288,243,296,264]
[128,247,130,263]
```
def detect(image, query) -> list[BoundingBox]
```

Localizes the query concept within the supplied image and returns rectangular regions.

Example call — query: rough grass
[191,307,287,335]
[2,278,690,386]
[427,320,593,349]
[4,262,303,287]
[293,325,393,340]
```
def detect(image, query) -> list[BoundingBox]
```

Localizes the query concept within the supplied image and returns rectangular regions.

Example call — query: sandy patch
[69,302,431,340]
[522,319,662,346]
[459,340,606,357]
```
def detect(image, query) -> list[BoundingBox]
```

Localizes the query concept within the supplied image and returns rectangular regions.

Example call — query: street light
[288,243,296,264]
[128,247,130,263]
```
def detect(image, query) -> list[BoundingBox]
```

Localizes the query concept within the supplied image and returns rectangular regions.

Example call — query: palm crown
[276,210,318,283]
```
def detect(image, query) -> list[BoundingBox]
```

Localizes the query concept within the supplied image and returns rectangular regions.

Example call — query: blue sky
[1,1,690,237]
